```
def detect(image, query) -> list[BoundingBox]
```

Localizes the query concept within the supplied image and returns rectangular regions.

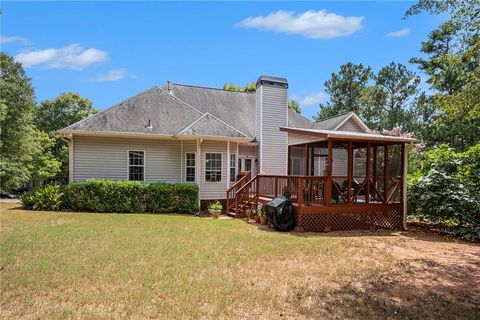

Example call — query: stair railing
[226,173,250,213]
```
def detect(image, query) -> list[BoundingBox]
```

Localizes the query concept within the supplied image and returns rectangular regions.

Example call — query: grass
[1,202,479,319]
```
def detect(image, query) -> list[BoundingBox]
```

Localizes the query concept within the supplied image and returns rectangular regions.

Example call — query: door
[238,157,255,177]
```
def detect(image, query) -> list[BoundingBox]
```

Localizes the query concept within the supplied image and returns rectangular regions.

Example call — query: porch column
[69,135,74,183]
[325,139,333,206]
[196,139,201,209]
[402,143,408,230]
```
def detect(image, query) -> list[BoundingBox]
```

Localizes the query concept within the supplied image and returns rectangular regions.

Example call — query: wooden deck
[226,174,404,232]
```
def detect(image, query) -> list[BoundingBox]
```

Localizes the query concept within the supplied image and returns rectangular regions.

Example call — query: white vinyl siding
[338,118,365,133]
[72,136,182,183]
[288,132,324,146]
[199,140,227,199]
[257,84,288,175]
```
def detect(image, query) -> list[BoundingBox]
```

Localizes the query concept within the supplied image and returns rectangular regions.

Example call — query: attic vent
[145,119,153,130]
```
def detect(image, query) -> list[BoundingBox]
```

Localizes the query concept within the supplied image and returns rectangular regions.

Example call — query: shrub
[60,179,199,214]
[146,183,198,214]
[408,144,480,240]
[20,185,63,211]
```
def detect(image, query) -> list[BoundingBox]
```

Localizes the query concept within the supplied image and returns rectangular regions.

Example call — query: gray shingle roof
[312,112,353,130]
[178,113,247,138]
[61,82,365,139]
[169,84,255,137]
[63,87,202,135]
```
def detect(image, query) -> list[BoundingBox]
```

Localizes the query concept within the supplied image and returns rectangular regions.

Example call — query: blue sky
[1,1,443,120]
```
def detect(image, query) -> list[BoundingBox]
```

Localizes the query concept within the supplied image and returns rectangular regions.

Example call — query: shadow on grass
[293,258,480,320]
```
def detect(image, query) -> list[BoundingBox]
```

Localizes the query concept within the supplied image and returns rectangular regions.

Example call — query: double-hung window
[205,153,222,182]
[230,154,236,182]
[128,151,144,181]
[185,152,196,182]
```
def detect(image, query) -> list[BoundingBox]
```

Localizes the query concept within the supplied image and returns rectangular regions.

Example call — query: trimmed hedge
[21,179,199,214]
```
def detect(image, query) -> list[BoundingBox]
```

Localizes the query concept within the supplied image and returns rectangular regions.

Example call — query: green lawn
[1,202,479,319]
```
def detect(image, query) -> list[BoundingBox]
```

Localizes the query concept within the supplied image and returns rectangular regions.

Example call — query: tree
[288,100,301,114]
[406,0,480,150]
[315,62,371,120]
[36,93,97,180]
[36,92,96,134]
[0,53,37,190]
[367,62,421,130]
[222,81,256,92]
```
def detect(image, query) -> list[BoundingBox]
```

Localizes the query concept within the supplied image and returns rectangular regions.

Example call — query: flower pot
[255,215,260,223]
[208,209,221,219]
[260,216,267,225]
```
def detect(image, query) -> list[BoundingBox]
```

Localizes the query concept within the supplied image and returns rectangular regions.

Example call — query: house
[59,75,415,232]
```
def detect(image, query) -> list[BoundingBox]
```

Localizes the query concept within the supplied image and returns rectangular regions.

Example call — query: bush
[64,179,147,213]
[146,183,198,214]
[408,144,480,240]
[21,185,63,211]
[60,179,198,214]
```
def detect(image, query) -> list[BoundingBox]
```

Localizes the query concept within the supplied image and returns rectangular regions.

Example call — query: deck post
[348,141,353,204]
[402,143,408,231]
[366,142,370,204]
[274,176,278,198]
[297,176,303,208]
[384,144,388,204]
[325,139,333,206]
[256,175,260,200]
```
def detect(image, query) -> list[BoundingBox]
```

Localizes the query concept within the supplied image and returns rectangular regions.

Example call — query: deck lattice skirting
[295,204,403,232]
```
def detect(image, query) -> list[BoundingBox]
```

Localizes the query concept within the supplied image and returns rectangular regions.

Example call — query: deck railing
[226,173,250,213]
[228,174,402,216]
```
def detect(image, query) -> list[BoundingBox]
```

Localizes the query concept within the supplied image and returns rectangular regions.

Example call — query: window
[205,153,222,182]
[230,154,236,182]
[128,151,144,181]
[185,152,196,182]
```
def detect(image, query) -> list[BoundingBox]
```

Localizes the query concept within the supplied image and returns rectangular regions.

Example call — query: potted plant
[252,205,261,223]
[257,203,267,225]
[208,201,222,218]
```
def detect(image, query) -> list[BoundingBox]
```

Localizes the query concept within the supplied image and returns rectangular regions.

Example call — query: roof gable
[313,112,370,133]
[63,87,202,135]
[177,113,248,138]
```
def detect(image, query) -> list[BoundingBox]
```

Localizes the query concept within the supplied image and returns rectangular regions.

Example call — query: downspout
[61,134,73,183]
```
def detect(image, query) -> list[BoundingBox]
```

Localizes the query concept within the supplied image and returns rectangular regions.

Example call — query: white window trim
[185,151,196,183]
[229,153,237,182]
[127,150,146,182]
[204,152,222,183]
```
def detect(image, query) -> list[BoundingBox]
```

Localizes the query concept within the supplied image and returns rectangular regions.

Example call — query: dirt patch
[289,227,480,319]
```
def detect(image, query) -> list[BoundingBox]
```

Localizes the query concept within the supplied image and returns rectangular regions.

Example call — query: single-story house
[60,75,415,232]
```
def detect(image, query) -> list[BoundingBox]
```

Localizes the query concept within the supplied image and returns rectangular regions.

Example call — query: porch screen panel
[386,144,402,203]
[351,142,368,204]
[331,141,349,205]
[290,147,306,176]
[370,144,385,204]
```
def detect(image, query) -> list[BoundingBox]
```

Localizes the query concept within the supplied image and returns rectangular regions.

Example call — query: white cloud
[14,44,109,70]
[386,28,410,37]
[237,10,364,39]
[0,35,30,45]
[291,91,327,108]
[90,68,126,82]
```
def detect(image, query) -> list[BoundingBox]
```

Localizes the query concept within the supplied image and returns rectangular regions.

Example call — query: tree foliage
[36,93,97,180]
[288,100,301,114]
[1,53,53,190]
[407,0,480,150]
[316,62,371,120]
[222,81,256,93]
[315,62,421,131]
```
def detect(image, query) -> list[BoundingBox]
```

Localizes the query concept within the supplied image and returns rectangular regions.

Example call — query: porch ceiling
[280,127,417,143]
